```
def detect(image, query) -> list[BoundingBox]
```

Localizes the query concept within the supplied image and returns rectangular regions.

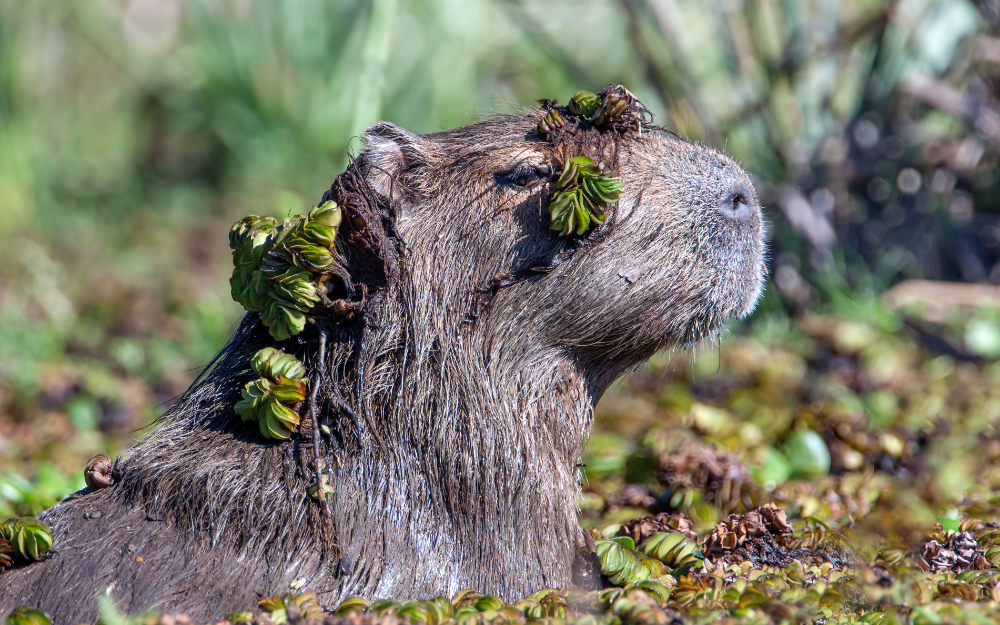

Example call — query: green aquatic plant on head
[536,85,649,237]
[549,156,623,236]
[544,85,646,134]
[228,198,352,511]
[567,90,601,119]
[228,200,343,340]
[234,347,308,440]
[537,109,565,138]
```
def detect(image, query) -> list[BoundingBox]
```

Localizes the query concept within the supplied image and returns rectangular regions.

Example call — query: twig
[333,385,363,436]
[310,327,332,525]
[500,0,596,88]
[580,527,596,553]
[620,0,715,143]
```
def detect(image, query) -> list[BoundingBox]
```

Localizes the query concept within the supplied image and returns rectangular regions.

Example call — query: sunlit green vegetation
[5,0,1000,622]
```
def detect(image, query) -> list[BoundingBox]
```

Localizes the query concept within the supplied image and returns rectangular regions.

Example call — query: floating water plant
[0,517,53,561]
[258,591,324,623]
[229,201,343,340]
[548,156,622,236]
[3,606,51,625]
[234,347,308,440]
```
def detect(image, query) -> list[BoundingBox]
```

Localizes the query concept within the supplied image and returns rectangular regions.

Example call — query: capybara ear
[363,122,428,201]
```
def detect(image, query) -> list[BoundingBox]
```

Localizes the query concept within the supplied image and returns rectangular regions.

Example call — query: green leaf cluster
[229,201,342,340]
[3,606,51,625]
[0,516,53,561]
[594,537,675,587]
[591,89,633,129]
[234,348,308,440]
[639,532,702,570]
[336,589,581,625]
[565,89,634,129]
[539,87,639,138]
[537,109,565,138]
[549,156,622,236]
[331,585,676,625]
[258,591,324,624]
[519,589,569,620]
[567,90,602,118]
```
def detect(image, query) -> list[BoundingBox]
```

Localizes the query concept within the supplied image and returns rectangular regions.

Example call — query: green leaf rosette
[549,156,623,236]
[0,517,53,561]
[234,347,308,440]
[4,606,52,625]
[229,201,342,340]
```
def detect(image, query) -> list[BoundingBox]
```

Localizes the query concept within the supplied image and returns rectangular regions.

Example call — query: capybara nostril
[718,185,757,224]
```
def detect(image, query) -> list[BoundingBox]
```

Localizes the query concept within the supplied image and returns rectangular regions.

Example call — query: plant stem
[310,327,332,524]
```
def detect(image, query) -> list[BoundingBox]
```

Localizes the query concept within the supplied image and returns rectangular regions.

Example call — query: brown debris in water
[702,504,849,569]
[0,537,12,572]
[703,504,792,556]
[656,443,759,513]
[617,512,698,543]
[921,530,991,573]
[605,484,658,511]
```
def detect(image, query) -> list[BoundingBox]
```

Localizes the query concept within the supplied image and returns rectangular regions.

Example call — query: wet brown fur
[0,110,765,622]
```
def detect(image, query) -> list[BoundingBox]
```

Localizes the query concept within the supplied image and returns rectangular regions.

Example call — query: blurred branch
[51,1,167,88]
[499,0,596,88]
[885,280,1000,323]
[717,4,894,131]
[899,74,1000,150]
[710,2,896,179]
[836,6,892,48]
[776,185,836,250]
[350,0,399,137]
[619,0,715,142]
[971,35,1000,65]
[645,0,686,56]
[974,0,1000,31]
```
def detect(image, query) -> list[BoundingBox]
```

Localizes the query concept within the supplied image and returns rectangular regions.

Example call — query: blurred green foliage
[5,1,1000,623]
[5,4,1000,621]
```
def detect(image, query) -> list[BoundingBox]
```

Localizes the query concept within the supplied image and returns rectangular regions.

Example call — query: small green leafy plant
[541,87,640,136]
[234,348,308,440]
[549,156,623,236]
[229,201,342,340]
[3,606,51,625]
[639,531,702,570]
[0,517,53,562]
[567,90,601,118]
[258,592,325,624]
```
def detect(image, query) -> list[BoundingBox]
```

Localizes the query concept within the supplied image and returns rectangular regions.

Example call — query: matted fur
[0,111,765,623]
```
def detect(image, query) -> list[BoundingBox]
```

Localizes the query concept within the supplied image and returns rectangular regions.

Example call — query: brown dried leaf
[617,513,698,543]
[656,443,758,513]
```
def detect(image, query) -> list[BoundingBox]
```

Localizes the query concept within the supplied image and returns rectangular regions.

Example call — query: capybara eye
[503,164,552,188]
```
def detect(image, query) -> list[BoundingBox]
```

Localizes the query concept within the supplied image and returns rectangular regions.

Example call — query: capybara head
[363,112,765,375]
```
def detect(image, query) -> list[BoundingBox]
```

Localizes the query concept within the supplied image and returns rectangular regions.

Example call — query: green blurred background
[3,0,1000,532]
